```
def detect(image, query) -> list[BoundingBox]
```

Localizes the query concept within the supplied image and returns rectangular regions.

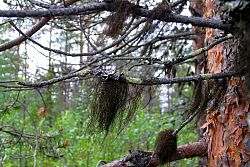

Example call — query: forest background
[0,0,229,166]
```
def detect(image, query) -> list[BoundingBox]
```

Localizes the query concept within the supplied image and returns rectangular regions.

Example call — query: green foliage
[0,38,198,166]
[0,95,198,166]
[0,6,199,166]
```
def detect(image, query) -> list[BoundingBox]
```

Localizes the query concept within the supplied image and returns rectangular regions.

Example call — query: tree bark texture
[203,0,250,166]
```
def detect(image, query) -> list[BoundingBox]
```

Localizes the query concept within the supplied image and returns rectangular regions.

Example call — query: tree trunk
[190,1,207,166]
[204,1,250,166]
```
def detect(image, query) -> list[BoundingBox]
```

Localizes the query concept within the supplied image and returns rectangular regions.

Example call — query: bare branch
[0,2,230,27]
[0,1,231,52]
[27,0,60,9]
[116,34,232,67]
[0,0,79,52]
[9,18,146,57]
[0,3,105,17]
[126,70,242,85]
[101,140,207,167]
[16,69,242,88]
[166,34,233,65]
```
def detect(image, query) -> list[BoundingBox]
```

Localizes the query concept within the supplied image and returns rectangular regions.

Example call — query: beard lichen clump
[154,129,177,164]
[105,1,135,37]
[88,78,141,135]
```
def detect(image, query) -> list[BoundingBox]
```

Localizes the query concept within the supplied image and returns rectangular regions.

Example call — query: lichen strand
[77,69,91,77]
[88,78,142,135]
[126,76,143,85]
[105,1,136,37]
[154,129,177,164]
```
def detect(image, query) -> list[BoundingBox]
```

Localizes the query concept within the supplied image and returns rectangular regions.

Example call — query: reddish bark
[203,0,250,166]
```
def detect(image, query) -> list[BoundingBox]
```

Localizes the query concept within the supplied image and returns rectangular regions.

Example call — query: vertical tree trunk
[190,0,205,75]
[190,0,205,129]
[204,1,250,166]
[190,1,207,166]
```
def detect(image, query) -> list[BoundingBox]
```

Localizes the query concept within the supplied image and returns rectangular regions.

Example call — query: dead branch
[0,0,79,52]
[0,4,230,31]
[14,69,242,88]
[101,140,207,167]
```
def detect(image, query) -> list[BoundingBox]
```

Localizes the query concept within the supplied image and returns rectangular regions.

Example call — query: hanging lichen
[154,129,177,164]
[87,78,142,135]
[105,1,136,37]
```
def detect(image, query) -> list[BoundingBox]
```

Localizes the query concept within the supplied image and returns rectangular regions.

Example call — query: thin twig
[51,146,67,167]
[0,136,6,166]
[31,116,38,167]
[169,34,233,65]
[9,19,146,57]
[2,91,20,113]
[35,89,47,109]
[173,104,203,135]
[0,0,78,52]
